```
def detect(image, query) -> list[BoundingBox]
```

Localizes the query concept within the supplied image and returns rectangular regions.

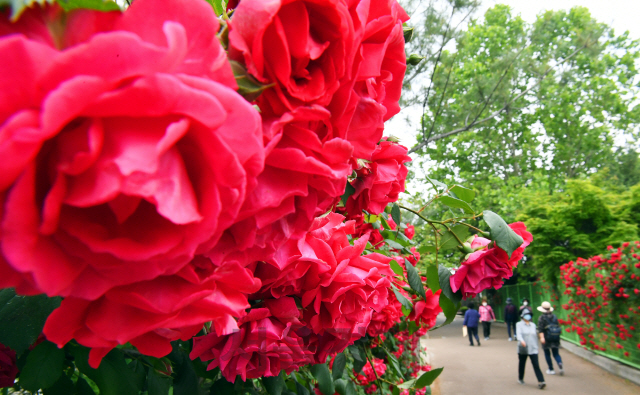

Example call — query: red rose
[44,257,261,367]
[408,289,442,329]
[0,0,264,300]
[346,140,411,216]
[229,0,356,115]
[450,223,533,298]
[0,343,18,388]
[405,247,420,266]
[209,106,353,267]
[405,224,415,239]
[190,297,312,382]
[356,358,387,385]
[367,295,402,336]
[330,0,409,159]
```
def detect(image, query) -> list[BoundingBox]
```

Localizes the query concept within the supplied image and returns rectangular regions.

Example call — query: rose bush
[0,0,532,394]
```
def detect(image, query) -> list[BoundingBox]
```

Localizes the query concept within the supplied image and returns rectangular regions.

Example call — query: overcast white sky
[388,0,640,151]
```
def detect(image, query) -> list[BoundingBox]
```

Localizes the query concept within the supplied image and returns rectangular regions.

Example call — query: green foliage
[0,289,61,356]
[518,178,639,284]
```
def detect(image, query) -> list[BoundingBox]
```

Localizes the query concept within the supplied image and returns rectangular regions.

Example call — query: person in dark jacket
[464,302,481,346]
[537,301,564,376]
[505,297,518,341]
[519,298,533,318]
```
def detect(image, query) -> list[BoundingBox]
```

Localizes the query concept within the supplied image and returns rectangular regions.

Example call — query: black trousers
[468,326,480,345]
[506,321,516,338]
[518,353,545,383]
[482,321,491,338]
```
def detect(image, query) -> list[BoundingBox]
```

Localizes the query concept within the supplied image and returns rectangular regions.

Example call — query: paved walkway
[423,314,640,395]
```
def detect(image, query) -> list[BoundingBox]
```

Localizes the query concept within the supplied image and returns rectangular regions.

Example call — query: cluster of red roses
[560,243,640,361]
[0,0,415,379]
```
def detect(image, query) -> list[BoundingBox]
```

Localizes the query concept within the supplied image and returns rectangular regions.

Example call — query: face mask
[523,301,528,306]
[482,302,487,306]
[523,314,532,321]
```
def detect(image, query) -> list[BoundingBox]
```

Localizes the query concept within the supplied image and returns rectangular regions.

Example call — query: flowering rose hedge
[0,0,532,394]
[560,243,640,365]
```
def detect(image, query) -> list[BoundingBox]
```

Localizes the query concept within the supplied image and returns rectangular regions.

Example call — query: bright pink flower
[190,297,312,382]
[450,223,533,298]
[405,224,415,239]
[367,294,402,336]
[346,140,410,216]
[0,343,18,388]
[44,257,261,368]
[356,358,387,385]
[0,0,263,301]
[229,0,356,115]
[330,0,409,159]
[408,289,442,329]
[209,105,353,267]
[406,247,421,266]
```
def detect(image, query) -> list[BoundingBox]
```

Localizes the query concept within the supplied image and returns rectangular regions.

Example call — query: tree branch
[409,42,590,154]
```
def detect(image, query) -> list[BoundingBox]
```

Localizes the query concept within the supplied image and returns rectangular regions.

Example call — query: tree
[404,5,640,196]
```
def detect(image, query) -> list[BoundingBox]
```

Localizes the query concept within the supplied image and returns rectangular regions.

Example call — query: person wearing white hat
[537,301,564,376]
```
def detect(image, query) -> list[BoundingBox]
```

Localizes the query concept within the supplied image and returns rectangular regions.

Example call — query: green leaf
[341,182,356,205]
[334,379,357,395]
[426,265,440,292]
[425,175,447,192]
[348,346,366,374]
[438,225,470,251]
[42,369,75,395]
[391,203,402,226]
[168,347,199,395]
[415,368,444,388]
[147,369,172,395]
[310,364,334,395]
[0,289,61,356]
[391,286,413,312]
[482,210,523,259]
[438,266,462,304]
[70,346,142,395]
[332,353,346,381]
[405,258,426,300]
[389,260,404,276]
[229,60,272,102]
[449,185,476,203]
[385,239,406,251]
[392,386,400,395]
[418,245,437,254]
[383,349,404,380]
[75,376,97,395]
[408,320,419,335]
[205,0,228,16]
[397,379,416,389]
[55,0,120,12]
[210,378,235,395]
[19,341,65,391]
[295,381,310,395]
[437,293,460,328]
[438,196,474,214]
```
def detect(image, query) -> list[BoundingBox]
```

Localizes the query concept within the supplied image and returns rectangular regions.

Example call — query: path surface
[424,314,639,395]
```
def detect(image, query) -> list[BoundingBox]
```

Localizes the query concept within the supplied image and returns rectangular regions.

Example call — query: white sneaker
[518,380,525,385]
[546,370,556,375]
[508,337,513,341]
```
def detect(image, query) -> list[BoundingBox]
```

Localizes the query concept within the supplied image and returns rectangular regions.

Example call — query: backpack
[544,315,562,343]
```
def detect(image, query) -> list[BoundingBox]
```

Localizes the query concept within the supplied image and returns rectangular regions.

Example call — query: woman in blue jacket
[464,302,481,346]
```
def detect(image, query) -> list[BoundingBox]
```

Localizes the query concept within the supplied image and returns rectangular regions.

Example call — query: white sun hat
[536,301,554,313]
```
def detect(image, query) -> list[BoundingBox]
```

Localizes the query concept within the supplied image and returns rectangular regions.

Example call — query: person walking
[505,297,518,341]
[463,302,481,346]
[516,310,546,389]
[519,298,533,317]
[479,298,496,340]
[537,301,564,376]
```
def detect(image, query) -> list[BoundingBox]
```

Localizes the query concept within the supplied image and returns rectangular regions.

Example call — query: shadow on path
[424,313,639,395]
